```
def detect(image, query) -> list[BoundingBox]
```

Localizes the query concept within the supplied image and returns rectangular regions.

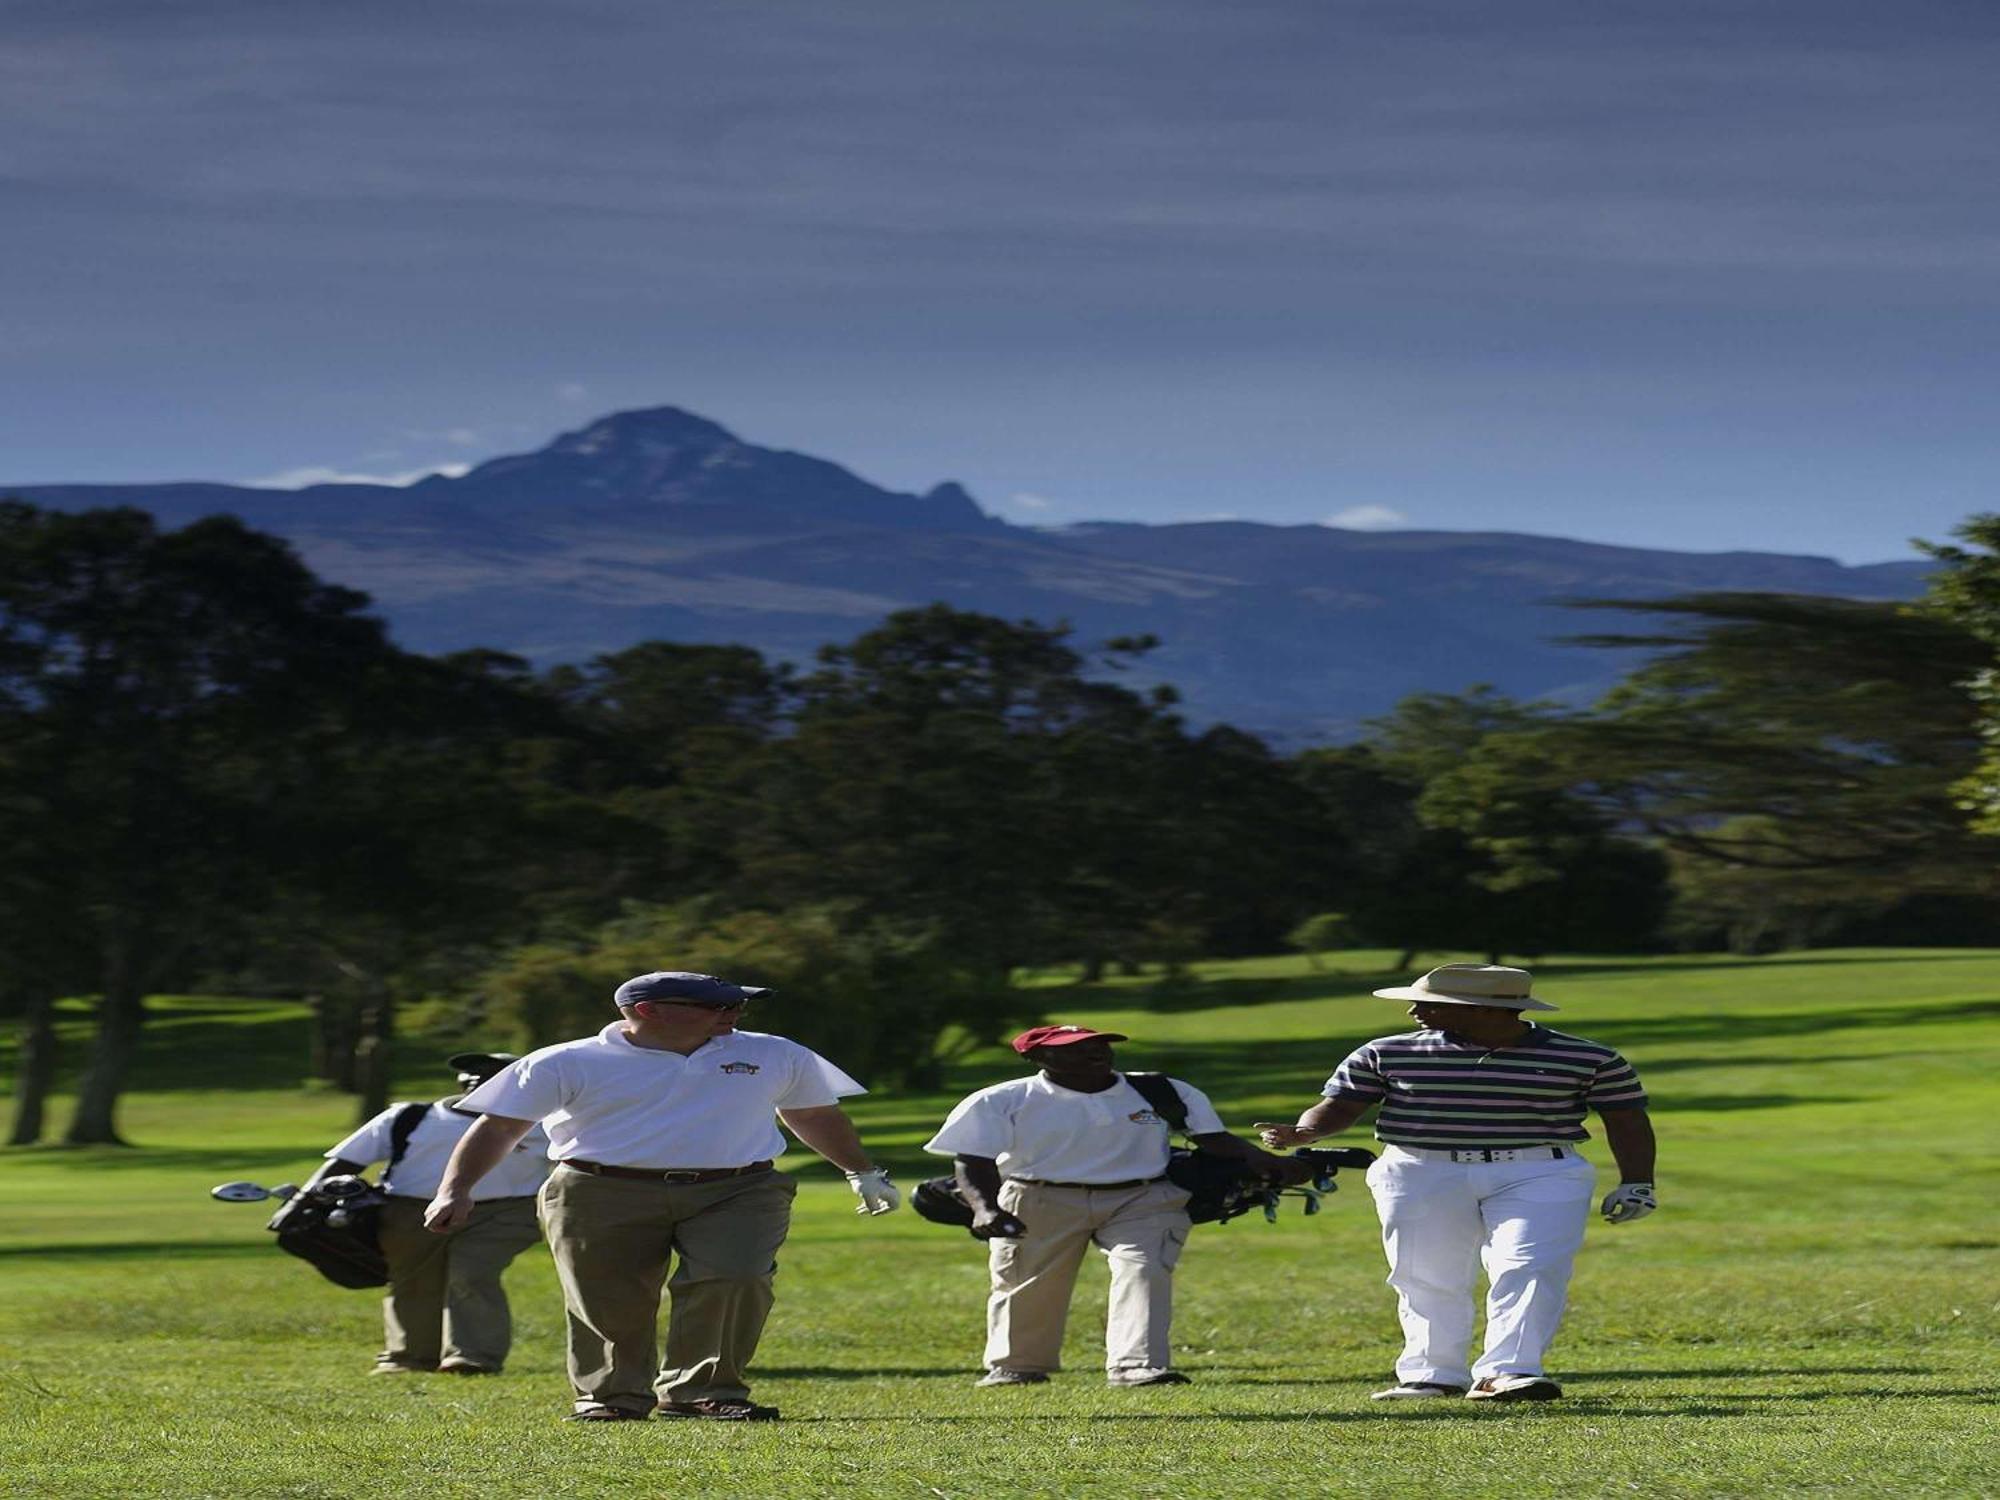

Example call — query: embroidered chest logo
[1128,1109,1163,1124]
[719,1061,761,1075]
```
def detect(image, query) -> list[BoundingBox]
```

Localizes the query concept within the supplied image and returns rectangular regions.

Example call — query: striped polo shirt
[1324,1024,1647,1149]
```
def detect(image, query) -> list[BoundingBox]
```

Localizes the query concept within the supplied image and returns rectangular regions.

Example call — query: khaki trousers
[539,1164,797,1414]
[985,1177,1192,1377]
[374,1195,542,1372]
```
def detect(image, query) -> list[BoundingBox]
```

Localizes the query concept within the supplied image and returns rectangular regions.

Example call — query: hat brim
[1371,986,1558,1012]
[1018,1030,1129,1051]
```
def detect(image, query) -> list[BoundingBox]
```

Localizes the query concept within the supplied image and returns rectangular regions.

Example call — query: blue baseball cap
[613,971,771,1009]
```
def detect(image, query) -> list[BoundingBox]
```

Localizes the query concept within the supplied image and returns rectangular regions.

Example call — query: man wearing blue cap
[426,971,900,1423]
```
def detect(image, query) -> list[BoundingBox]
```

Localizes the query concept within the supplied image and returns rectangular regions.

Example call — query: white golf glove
[1601,1182,1657,1224]
[846,1168,901,1216]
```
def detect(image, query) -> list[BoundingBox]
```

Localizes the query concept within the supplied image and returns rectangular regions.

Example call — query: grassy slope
[1,950,1996,1498]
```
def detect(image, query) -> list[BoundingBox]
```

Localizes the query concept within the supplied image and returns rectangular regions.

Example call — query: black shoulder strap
[383,1102,430,1178]
[1124,1072,1191,1135]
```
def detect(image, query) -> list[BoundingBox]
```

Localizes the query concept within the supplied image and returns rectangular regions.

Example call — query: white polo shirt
[459,1024,865,1170]
[924,1073,1226,1184]
[327,1101,552,1201]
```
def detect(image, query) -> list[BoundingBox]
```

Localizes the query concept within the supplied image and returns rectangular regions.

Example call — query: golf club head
[210,1181,273,1203]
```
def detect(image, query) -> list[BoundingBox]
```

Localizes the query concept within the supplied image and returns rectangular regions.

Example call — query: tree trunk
[1080,955,1106,983]
[308,992,361,1090]
[1394,948,1418,971]
[66,976,145,1146]
[6,991,58,1146]
[352,982,396,1124]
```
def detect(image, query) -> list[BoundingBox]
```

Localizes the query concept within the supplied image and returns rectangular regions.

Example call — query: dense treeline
[4,502,1996,1141]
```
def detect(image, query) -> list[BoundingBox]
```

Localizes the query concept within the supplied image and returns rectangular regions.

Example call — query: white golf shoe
[1371,1380,1468,1400]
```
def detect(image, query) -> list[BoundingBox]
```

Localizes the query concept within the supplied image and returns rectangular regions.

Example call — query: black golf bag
[268,1103,428,1289]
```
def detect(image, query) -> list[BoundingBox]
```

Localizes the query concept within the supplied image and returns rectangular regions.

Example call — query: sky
[4,0,1997,565]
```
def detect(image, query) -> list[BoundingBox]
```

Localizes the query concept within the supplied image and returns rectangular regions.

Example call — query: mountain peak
[545,406,739,458]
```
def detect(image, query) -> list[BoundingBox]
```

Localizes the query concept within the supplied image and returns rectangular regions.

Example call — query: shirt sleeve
[1169,1079,1227,1136]
[1585,1051,1649,1110]
[458,1051,570,1122]
[924,1089,1012,1159]
[1324,1043,1386,1101]
[772,1045,866,1109]
[325,1108,397,1165]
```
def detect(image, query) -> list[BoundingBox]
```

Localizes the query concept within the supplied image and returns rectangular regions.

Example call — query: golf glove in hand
[1600,1182,1657,1224]
[846,1168,901,1215]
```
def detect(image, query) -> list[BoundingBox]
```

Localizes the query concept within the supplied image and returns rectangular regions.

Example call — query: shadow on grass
[1073,951,2000,1016]
[0,1146,328,1174]
[1582,1366,1933,1379]
[0,1240,269,1260]
[1116,997,2000,1103]
[1644,1093,1862,1112]
[760,1365,971,1380]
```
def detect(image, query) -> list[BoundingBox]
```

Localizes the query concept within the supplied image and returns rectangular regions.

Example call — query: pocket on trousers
[1507,1166,1596,1204]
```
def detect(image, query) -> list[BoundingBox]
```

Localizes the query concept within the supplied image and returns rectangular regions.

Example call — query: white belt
[1401,1145,1571,1164]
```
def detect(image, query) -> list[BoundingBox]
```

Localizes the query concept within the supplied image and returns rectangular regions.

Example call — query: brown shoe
[656,1398,780,1422]
[564,1403,648,1422]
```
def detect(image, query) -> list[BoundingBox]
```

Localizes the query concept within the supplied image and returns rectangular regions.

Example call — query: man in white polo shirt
[1258,964,1657,1403]
[425,971,900,1423]
[319,1051,550,1376]
[927,1023,1299,1389]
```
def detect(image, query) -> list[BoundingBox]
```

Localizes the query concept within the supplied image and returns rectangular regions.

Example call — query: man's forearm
[954,1155,1006,1214]
[777,1105,876,1173]
[1294,1097,1371,1138]
[436,1114,535,1198]
[1599,1108,1656,1182]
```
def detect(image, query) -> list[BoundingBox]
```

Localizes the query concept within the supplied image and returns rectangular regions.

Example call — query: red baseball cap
[1011,1024,1129,1054]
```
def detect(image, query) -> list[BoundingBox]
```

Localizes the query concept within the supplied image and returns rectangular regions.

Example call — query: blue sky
[4,0,1995,563]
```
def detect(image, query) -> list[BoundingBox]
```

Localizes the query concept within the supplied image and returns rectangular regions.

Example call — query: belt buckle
[657,1169,706,1183]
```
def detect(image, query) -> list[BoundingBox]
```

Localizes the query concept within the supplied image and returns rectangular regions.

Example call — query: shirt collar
[597,1021,729,1058]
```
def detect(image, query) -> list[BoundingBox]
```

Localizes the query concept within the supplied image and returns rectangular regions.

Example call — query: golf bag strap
[380,1102,429,1194]
[1124,1072,1191,1137]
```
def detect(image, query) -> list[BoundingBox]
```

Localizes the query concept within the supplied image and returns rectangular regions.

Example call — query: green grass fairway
[3,950,1997,1497]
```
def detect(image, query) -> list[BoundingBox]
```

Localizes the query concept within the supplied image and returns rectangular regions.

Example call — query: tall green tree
[0,503,405,1142]
[1916,514,2000,833]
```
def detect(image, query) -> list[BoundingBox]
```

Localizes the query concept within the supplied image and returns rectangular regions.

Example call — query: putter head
[210,1181,273,1203]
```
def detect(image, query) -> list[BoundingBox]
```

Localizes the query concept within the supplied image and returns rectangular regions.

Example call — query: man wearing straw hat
[1258,964,1656,1403]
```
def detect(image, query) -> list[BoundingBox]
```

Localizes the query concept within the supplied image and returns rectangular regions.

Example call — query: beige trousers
[539,1164,797,1414]
[985,1177,1193,1377]
[374,1195,542,1372]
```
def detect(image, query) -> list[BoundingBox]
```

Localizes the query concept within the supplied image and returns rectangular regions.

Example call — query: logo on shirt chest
[719,1061,761,1075]
[1128,1108,1164,1124]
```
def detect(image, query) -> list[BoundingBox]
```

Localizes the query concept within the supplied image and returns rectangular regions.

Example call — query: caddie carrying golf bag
[909,1074,1374,1232]
[268,1102,428,1288]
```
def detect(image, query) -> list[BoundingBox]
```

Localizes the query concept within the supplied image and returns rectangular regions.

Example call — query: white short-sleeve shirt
[924,1072,1226,1184]
[326,1100,552,1201]
[458,1024,866,1170]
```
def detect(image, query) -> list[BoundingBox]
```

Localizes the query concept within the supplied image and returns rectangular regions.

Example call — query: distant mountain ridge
[7,406,1931,742]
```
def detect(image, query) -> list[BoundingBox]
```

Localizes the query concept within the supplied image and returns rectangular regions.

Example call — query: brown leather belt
[1007,1175,1165,1190]
[562,1159,773,1183]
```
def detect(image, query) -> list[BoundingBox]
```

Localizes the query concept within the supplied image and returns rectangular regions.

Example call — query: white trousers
[1366,1144,1596,1386]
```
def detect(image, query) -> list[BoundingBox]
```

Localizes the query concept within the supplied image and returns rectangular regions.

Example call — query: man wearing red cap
[926,1023,1293,1388]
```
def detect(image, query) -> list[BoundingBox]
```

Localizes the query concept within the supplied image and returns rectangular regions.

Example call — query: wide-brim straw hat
[1371,963,1558,1012]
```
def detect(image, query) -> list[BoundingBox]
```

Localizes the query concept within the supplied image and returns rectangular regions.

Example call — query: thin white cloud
[1323,504,1408,531]
[1008,491,1055,511]
[557,382,590,404]
[244,462,473,489]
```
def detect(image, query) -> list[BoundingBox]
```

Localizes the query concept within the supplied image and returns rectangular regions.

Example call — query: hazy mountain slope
[7,406,1931,741]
